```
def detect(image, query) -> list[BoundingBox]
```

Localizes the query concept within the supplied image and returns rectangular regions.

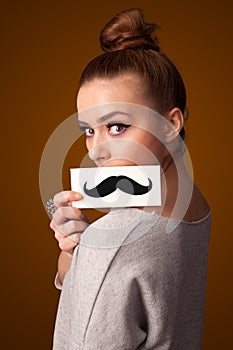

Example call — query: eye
[85,128,94,137]
[107,123,131,136]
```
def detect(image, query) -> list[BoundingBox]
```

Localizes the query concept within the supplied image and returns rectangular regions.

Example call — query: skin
[50,73,210,285]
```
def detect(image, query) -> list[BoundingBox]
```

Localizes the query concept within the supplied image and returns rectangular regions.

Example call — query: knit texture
[53,208,211,349]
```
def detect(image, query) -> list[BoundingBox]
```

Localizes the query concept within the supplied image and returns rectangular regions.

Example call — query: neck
[143,152,192,217]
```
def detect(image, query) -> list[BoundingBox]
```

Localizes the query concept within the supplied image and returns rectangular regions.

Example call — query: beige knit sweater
[53,208,211,349]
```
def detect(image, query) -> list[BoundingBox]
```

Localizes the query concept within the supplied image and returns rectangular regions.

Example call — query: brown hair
[78,8,188,139]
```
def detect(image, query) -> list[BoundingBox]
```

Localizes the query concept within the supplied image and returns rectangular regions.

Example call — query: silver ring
[45,198,57,215]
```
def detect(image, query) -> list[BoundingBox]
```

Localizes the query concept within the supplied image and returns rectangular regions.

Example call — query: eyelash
[82,122,131,137]
[107,122,131,135]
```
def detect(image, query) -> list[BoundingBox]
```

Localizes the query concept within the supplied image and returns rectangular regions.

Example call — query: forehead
[76,74,152,111]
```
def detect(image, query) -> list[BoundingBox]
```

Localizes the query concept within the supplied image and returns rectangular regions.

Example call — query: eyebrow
[78,111,130,127]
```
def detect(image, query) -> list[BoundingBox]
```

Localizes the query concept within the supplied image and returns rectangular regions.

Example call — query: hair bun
[100,8,160,53]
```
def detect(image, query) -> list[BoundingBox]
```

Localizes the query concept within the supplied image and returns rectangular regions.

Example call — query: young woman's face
[77,74,166,167]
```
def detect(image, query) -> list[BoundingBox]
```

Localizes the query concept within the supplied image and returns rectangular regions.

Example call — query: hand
[50,191,89,253]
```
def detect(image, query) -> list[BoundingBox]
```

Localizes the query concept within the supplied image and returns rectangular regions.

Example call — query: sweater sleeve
[52,269,72,350]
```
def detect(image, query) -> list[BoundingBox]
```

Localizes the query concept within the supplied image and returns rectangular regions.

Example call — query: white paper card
[70,165,161,209]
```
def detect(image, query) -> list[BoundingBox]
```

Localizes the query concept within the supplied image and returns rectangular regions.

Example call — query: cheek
[144,135,160,149]
[109,139,161,166]
[85,138,92,151]
[137,133,164,161]
[134,130,160,149]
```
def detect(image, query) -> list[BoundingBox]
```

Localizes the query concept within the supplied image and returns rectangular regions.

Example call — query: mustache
[83,175,152,198]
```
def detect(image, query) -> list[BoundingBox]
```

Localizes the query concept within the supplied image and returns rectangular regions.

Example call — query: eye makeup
[106,122,131,136]
[79,122,131,137]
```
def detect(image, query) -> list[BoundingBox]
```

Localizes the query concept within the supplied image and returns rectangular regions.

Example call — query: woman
[50,8,211,349]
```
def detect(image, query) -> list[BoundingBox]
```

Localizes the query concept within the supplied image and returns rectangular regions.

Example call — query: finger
[54,230,81,249]
[54,230,81,241]
[59,237,79,251]
[55,232,80,251]
[53,191,82,207]
[66,232,82,242]
[54,230,65,241]
[60,220,89,236]
[52,206,86,226]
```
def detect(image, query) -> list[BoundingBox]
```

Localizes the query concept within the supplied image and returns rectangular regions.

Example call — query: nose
[87,131,111,166]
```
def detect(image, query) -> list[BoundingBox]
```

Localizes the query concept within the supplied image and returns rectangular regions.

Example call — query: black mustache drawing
[83,175,152,198]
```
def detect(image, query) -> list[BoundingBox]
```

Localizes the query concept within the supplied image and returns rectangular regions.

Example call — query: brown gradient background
[1,0,232,349]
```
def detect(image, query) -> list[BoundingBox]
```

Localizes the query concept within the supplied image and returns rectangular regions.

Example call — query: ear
[164,108,184,143]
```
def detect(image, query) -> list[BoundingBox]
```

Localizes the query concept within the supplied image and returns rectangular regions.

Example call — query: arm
[57,250,73,286]
[50,191,89,287]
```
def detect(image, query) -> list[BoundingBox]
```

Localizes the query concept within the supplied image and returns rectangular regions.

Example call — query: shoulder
[183,184,210,222]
